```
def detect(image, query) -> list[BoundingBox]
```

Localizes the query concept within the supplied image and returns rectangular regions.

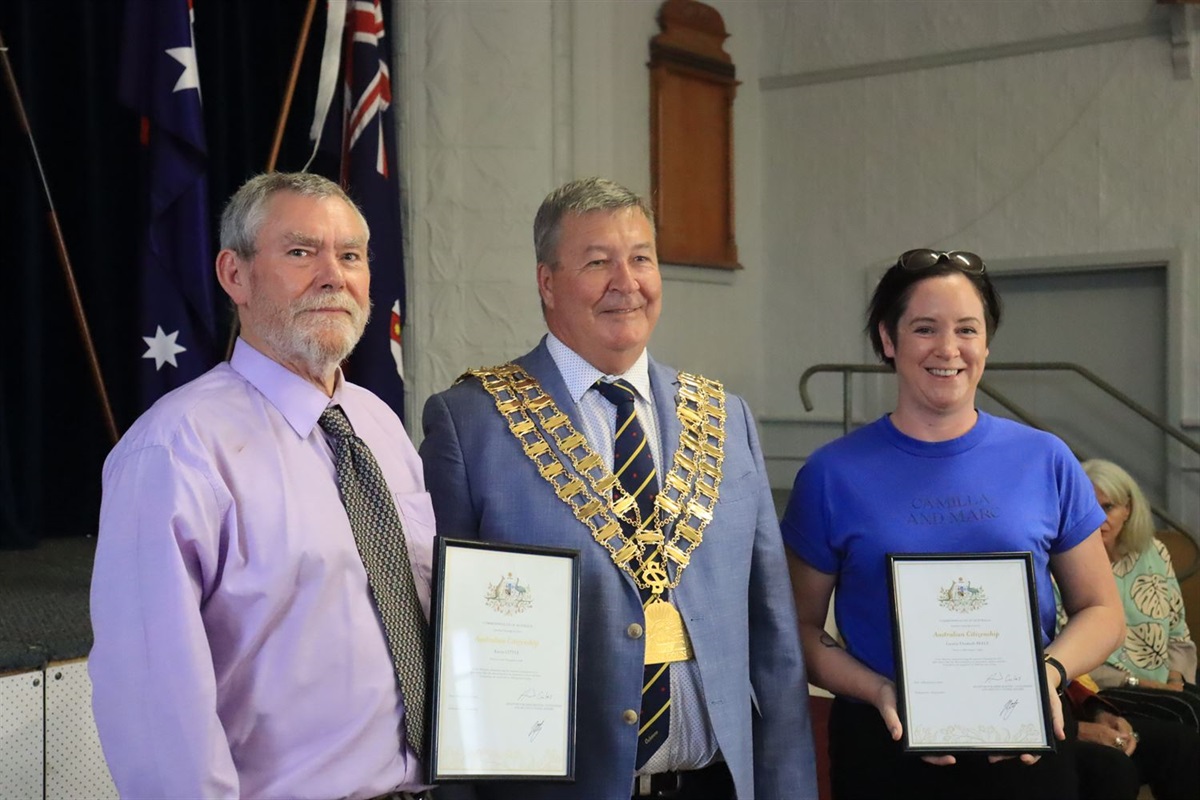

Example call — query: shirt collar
[229,338,347,439]
[545,332,652,405]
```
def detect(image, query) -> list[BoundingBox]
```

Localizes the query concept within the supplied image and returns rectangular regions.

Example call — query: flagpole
[267,0,320,173]
[225,0,320,360]
[0,27,120,445]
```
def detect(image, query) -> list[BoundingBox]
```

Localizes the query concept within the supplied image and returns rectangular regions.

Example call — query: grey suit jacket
[420,339,817,799]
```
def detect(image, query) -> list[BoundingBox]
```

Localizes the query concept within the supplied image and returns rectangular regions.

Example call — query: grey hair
[1081,458,1156,557]
[533,177,654,266]
[219,171,368,258]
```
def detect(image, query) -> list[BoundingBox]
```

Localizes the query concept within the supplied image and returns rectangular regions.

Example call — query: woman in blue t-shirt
[781,249,1126,800]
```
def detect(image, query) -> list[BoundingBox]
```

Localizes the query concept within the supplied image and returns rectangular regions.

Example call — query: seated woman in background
[1078,458,1200,730]
[783,249,1125,800]
[1068,674,1200,800]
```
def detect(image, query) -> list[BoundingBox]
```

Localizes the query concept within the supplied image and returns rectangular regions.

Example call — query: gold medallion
[643,599,694,664]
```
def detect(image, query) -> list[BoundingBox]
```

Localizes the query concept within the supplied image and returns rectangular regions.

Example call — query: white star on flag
[142,326,187,370]
[166,45,200,94]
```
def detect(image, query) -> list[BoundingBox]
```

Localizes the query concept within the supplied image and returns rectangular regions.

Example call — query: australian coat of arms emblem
[938,577,988,613]
[485,572,533,615]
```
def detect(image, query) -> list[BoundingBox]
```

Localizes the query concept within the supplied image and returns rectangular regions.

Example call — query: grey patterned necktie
[320,404,428,755]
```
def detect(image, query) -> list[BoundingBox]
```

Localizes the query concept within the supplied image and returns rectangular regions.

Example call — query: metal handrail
[797,361,1200,578]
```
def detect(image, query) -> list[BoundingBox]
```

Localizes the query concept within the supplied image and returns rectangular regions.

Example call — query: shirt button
[627,623,644,639]
[623,709,639,725]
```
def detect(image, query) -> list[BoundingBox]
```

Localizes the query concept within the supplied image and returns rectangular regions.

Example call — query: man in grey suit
[420,177,817,799]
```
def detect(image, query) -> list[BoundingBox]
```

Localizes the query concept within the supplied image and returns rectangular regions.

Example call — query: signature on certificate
[985,672,1023,684]
[518,688,554,702]
[528,720,544,742]
[999,699,1019,720]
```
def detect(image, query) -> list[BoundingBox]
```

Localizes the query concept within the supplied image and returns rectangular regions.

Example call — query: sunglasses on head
[897,249,986,274]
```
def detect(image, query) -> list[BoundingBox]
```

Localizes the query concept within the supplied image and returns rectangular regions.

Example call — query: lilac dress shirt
[89,340,434,799]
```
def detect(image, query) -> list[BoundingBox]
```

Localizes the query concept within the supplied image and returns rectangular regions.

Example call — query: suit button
[623,709,639,725]
[627,623,644,639]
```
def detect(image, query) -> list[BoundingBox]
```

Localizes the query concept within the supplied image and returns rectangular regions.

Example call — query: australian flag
[313,0,407,421]
[119,0,220,413]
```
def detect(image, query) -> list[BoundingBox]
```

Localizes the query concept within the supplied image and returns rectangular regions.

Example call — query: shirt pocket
[394,490,436,617]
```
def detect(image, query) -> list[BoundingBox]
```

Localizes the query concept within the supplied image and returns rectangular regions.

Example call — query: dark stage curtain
[1,0,336,549]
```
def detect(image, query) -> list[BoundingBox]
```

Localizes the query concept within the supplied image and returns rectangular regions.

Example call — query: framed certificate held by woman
[888,552,1056,754]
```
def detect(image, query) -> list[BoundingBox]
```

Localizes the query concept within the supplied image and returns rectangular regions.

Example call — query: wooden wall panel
[650,0,740,269]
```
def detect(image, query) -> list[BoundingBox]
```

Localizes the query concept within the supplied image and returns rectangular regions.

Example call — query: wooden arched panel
[649,0,740,270]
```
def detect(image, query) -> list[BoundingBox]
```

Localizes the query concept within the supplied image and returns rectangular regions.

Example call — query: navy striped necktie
[593,379,669,768]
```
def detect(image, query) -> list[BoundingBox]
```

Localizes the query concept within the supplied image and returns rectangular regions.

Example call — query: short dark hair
[866,253,1003,368]
[533,177,654,266]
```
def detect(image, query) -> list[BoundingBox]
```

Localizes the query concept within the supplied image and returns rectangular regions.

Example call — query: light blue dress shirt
[545,334,721,774]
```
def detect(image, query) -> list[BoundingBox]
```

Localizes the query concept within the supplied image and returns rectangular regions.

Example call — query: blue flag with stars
[120,0,220,412]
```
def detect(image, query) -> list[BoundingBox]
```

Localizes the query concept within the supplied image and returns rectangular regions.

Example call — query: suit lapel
[514,336,587,433]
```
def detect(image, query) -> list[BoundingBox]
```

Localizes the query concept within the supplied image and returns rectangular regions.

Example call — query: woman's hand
[984,672,1062,766]
[1045,664,1066,741]
[1137,677,1184,692]
[1083,712,1138,756]
[872,678,903,741]
[987,752,1044,765]
[871,679,957,765]
[871,677,1049,766]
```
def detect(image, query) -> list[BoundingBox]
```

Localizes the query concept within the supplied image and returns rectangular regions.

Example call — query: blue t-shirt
[781,412,1104,682]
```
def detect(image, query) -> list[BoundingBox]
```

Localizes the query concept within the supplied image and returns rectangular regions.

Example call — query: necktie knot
[319,405,355,440]
[593,379,656,511]
[593,378,638,411]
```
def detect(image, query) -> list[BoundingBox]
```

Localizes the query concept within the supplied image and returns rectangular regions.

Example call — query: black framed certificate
[887,552,1055,754]
[428,538,580,781]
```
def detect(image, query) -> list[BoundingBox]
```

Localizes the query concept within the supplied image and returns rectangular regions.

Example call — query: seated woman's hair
[1081,458,1156,557]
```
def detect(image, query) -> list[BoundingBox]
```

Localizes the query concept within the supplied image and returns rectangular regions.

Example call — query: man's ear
[879,322,896,360]
[536,261,554,311]
[216,249,250,306]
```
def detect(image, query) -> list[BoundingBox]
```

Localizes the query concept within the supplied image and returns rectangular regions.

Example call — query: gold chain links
[462,364,726,594]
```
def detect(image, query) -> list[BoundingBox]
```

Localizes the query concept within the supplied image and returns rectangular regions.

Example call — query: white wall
[399,0,770,433]
[396,0,1200,526]
[756,0,1200,523]
[758,0,1199,416]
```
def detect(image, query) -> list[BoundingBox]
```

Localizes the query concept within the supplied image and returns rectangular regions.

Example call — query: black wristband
[1044,654,1068,692]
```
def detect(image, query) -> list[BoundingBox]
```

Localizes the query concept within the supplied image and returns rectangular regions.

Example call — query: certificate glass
[428,538,579,781]
[887,552,1055,754]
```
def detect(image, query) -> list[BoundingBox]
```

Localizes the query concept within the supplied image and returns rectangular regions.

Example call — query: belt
[632,761,734,799]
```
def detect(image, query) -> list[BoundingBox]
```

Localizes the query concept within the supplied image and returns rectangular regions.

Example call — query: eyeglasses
[897,249,986,274]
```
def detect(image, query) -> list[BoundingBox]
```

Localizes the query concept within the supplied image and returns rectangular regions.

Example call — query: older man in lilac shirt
[89,172,436,799]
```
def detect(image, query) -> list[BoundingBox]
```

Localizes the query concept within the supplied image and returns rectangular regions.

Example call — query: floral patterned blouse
[1104,538,1197,683]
